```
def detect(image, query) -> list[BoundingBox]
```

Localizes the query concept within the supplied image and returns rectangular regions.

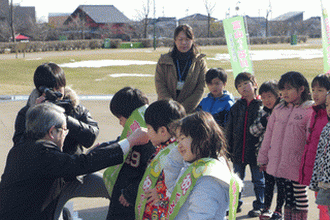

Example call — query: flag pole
[320,0,330,73]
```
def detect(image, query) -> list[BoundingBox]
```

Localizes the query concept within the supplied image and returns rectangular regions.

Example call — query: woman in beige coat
[155,24,207,113]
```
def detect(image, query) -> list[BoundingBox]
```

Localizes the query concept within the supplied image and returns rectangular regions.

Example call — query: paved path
[0,98,319,219]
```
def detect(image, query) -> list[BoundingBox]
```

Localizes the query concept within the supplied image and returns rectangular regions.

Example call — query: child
[226,72,264,217]
[196,68,235,128]
[103,87,156,220]
[165,111,242,219]
[303,74,330,220]
[135,99,186,220]
[310,91,330,218]
[258,71,314,219]
[249,80,284,220]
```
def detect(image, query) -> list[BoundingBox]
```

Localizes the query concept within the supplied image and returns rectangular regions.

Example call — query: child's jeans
[233,163,265,210]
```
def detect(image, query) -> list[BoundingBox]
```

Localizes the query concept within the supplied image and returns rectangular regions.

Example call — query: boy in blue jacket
[196,68,235,128]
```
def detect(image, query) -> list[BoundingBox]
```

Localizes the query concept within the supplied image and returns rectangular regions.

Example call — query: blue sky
[16,0,330,22]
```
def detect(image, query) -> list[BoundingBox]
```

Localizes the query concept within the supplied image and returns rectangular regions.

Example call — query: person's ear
[298,86,305,94]
[48,126,57,139]
[158,126,167,136]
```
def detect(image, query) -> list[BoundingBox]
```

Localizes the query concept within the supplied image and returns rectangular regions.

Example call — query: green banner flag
[321,6,330,73]
[223,16,253,78]
[103,105,148,197]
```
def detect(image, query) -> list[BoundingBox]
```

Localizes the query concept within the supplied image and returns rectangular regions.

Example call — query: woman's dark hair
[171,24,199,57]
[34,63,66,93]
[259,80,279,97]
[171,111,228,161]
[145,99,186,132]
[110,87,149,119]
[278,71,311,103]
[205,68,227,84]
[311,74,330,91]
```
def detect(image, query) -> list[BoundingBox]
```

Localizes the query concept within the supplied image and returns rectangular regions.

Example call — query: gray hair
[26,102,66,140]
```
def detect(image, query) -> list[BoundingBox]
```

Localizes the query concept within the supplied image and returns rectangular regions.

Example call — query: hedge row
[0,36,309,54]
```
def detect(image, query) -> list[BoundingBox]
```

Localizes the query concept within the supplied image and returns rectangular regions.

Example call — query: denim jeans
[233,163,265,210]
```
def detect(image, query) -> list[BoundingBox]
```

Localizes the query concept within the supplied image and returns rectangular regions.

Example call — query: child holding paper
[103,87,156,220]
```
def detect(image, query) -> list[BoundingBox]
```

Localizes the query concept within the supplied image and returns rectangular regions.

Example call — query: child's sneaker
[259,209,273,220]
[270,211,283,220]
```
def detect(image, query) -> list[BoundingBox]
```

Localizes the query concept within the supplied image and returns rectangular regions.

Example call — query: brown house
[63,5,131,40]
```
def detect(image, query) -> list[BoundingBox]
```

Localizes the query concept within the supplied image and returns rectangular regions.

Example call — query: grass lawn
[0,40,324,97]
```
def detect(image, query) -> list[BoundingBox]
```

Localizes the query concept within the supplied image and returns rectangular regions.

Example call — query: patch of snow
[60,60,157,68]
[109,73,154,78]
[208,49,323,61]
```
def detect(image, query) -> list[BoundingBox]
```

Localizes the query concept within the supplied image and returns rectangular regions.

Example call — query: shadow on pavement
[77,206,108,219]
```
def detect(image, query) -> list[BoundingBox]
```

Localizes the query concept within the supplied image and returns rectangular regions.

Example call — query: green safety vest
[167,158,240,220]
[135,141,177,219]
[103,105,148,196]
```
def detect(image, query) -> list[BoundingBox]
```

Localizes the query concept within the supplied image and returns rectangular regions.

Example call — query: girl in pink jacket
[257,71,313,219]
[299,74,330,220]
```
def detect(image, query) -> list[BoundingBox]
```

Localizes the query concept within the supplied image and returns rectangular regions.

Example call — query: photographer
[12,63,105,219]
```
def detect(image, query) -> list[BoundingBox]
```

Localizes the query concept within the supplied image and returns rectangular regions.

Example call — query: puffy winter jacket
[13,87,99,155]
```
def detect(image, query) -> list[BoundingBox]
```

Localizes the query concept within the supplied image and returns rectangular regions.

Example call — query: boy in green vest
[103,87,156,220]
[135,99,186,220]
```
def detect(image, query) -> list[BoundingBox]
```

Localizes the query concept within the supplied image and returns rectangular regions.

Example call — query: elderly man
[0,103,148,220]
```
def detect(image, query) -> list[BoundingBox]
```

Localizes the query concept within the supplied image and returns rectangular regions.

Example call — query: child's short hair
[234,72,257,90]
[171,111,228,160]
[278,71,310,103]
[110,87,149,118]
[34,63,66,93]
[311,74,330,91]
[259,80,279,98]
[205,68,227,84]
[145,99,186,132]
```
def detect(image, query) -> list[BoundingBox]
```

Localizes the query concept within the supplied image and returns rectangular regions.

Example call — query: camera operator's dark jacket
[13,87,99,155]
[0,137,123,220]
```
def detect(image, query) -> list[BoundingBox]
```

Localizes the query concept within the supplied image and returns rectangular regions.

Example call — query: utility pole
[10,0,16,43]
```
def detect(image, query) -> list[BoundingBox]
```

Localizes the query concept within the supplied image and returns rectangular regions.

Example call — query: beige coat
[155,52,207,113]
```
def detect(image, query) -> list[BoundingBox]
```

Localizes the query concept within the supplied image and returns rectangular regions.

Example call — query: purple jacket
[257,100,313,182]
[299,106,328,185]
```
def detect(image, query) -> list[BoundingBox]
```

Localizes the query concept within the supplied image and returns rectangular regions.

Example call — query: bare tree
[203,0,216,38]
[65,12,88,40]
[135,0,152,38]
[0,21,11,41]
[265,0,272,37]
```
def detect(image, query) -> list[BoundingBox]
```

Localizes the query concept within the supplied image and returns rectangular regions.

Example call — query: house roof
[49,13,71,17]
[77,5,130,24]
[272,11,304,21]
[179,13,215,21]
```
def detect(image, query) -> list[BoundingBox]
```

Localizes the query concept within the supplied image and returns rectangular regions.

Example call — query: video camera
[39,86,74,115]
[39,86,62,102]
